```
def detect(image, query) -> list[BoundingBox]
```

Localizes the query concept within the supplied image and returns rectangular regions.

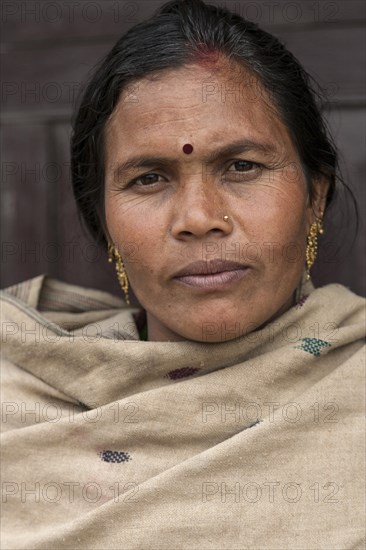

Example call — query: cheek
[265,206,306,241]
[261,180,306,228]
[105,194,153,243]
[105,201,164,284]
[240,185,308,261]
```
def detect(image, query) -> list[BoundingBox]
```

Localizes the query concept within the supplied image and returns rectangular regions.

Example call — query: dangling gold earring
[108,243,130,305]
[305,209,324,281]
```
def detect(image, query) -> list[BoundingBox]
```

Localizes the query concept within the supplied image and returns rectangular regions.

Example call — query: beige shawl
[1,274,365,549]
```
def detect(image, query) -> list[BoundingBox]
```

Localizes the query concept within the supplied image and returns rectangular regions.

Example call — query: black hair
[71,0,357,250]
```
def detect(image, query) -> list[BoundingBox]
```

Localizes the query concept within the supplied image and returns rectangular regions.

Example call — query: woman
[1,0,365,548]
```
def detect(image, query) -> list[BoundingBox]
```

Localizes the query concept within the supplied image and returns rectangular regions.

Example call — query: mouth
[172,259,251,291]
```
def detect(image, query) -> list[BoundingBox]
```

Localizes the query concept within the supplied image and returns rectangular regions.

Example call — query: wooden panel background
[1,0,365,298]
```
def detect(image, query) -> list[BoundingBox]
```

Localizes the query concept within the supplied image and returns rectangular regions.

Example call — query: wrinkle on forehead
[106,57,275,124]
[104,60,298,171]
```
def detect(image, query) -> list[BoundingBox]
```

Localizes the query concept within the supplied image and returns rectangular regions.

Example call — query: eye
[224,160,262,182]
[128,173,164,187]
[228,160,260,172]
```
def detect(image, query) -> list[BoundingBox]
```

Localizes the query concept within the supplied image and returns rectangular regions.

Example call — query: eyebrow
[113,138,278,180]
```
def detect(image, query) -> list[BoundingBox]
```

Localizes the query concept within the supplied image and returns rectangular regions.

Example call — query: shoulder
[309,283,365,326]
[1,273,125,312]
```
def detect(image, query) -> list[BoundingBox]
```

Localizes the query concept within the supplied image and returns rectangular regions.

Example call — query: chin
[176,318,242,343]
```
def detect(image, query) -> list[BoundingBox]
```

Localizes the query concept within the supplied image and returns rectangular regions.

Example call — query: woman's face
[104,62,326,342]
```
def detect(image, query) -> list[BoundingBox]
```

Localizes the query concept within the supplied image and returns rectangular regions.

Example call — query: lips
[172,259,250,278]
[172,259,250,290]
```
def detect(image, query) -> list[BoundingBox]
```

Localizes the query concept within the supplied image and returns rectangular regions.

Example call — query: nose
[170,178,232,240]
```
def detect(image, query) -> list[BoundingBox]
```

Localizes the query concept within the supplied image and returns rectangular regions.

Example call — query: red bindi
[182,143,193,154]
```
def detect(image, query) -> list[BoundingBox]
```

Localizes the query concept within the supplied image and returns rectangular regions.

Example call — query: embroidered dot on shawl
[295,294,309,309]
[99,450,131,463]
[166,367,200,380]
[294,337,331,357]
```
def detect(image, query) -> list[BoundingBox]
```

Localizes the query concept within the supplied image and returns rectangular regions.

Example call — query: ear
[306,175,330,226]
[103,225,112,246]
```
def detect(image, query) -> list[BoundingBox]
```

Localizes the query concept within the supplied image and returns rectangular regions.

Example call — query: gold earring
[305,209,324,281]
[108,243,130,305]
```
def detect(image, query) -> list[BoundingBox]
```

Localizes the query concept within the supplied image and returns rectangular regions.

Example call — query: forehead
[105,61,293,156]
